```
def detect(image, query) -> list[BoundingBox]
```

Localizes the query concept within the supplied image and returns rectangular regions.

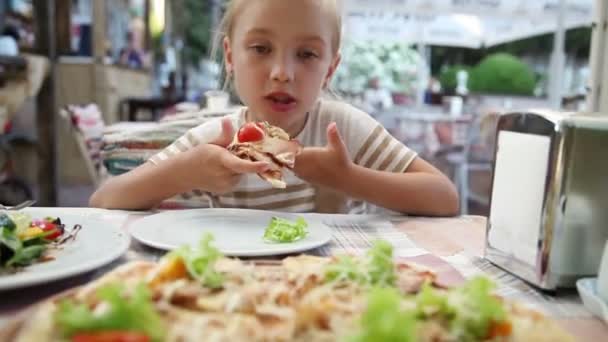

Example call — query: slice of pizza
[228,121,302,188]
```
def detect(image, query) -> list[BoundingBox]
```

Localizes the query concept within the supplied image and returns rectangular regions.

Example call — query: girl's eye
[298,50,318,60]
[250,45,271,55]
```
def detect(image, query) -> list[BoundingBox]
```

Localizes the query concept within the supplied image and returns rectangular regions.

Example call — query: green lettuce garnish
[351,276,508,341]
[351,287,417,342]
[56,283,165,341]
[446,276,507,340]
[325,240,396,287]
[263,217,308,243]
[415,281,453,319]
[324,255,367,284]
[366,240,396,287]
[170,233,224,288]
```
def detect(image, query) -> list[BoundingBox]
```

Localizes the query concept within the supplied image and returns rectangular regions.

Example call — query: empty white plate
[129,209,332,257]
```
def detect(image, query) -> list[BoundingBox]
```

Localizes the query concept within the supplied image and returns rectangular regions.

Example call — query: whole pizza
[8,235,572,342]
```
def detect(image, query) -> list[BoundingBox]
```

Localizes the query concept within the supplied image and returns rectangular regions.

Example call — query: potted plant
[333,41,422,104]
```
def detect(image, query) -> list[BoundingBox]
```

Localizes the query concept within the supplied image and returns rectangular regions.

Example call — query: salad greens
[0,212,55,270]
[263,216,308,243]
[351,277,509,342]
[325,240,396,287]
[169,233,224,288]
[56,283,165,342]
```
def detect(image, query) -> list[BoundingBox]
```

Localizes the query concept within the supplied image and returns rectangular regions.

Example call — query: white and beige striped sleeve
[148,118,226,165]
[346,108,417,173]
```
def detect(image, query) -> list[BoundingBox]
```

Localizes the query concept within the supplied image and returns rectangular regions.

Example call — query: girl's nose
[270,57,294,83]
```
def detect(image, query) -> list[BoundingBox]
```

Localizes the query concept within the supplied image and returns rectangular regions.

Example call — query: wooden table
[0,209,605,341]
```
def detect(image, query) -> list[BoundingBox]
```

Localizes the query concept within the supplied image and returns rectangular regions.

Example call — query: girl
[90,0,459,216]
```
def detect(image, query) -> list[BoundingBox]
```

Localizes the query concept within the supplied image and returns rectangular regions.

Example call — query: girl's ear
[323,53,342,89]
[223,37,234,75]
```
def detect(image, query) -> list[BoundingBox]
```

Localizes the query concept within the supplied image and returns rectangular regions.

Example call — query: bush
[469,53,536,96]
[439,65,472,93]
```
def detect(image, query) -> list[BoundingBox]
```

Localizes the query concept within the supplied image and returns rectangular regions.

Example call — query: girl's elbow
[444,187,460,216]
[433,179,459,217]
[443,181,460,216]
[88,189,108,209]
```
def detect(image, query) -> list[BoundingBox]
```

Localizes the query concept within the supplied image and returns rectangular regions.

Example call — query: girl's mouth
[265,92,297,112]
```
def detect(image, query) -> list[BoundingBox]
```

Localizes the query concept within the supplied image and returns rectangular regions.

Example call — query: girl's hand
[179,118,270,194]
[293,122,353,189]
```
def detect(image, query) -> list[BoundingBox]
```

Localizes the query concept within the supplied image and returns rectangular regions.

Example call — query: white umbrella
[344,0,594,107]
[346,0,593,20]
[344,11,591,49]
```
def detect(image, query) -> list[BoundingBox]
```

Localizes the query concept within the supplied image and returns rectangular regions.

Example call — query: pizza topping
[56,283,165,342]
[324,240,396,288]
[237,122,265,143]
[71,331,150,342]
[166,233,224,288]
[228,121,302,188]
[350,277,510,342]
[352,287,418,342]
[444,276,508,340]
[147,255,188,288]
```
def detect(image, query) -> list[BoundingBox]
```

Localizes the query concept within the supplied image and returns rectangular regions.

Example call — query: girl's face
[224,0,340,134]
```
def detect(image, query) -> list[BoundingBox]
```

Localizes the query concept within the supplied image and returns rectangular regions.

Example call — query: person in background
[118,32,143,69]
[363,76,393,114]
[424,77,442,105]
[90,0,458,216]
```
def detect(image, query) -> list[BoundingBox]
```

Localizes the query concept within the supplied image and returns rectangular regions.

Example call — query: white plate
[130,209,332,257]
[0,208,131,290]
[577,278,608,323]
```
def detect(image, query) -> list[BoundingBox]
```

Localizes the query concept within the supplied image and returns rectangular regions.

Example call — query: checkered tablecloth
[441,253,592,319]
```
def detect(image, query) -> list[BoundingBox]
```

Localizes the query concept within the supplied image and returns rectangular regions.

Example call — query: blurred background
[0,0,602,215]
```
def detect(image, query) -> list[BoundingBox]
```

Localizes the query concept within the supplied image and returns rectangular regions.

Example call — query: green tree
[429,27,592,76]
[170,0,217,67]
[469,53,536,95]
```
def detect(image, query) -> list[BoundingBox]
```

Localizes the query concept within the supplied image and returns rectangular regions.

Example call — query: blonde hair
[210,0,343,91]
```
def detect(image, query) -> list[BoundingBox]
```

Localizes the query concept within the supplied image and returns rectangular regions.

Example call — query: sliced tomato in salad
[237,122,265,142]
[72,331,150,342]
[30,217,64,240]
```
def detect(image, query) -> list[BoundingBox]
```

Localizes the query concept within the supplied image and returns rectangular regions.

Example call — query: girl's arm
[89,156,193,210]
[335,157,459,216]
[294,123,459,216]
[90,118,269,210]
[90,143,270,210]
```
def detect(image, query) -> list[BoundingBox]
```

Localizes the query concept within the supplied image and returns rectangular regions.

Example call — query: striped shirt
[149,99,417,213]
